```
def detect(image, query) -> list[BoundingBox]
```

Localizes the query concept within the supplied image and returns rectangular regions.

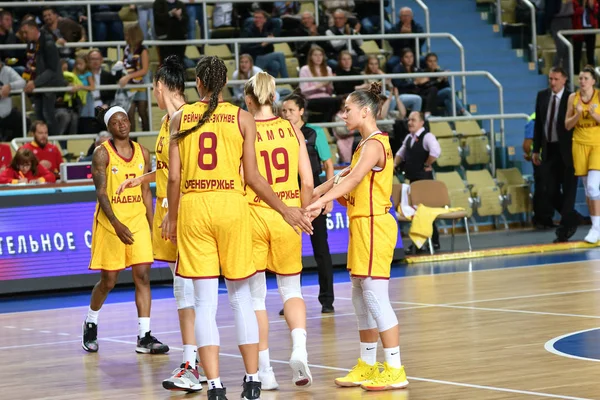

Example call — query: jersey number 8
[198,132,218,170]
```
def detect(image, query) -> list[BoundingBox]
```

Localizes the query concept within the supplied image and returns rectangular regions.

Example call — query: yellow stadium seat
[465,169,505,219]
[286,57,299,79]
[360,40,381,55]
[66,138,93,158]
[496,168,532,215]
[107,47,118,62]
[463,135,491,166]
[185,45,201,60]
[274,43,294,58]
[137,135,158,153]
[436,137,462,168]
[429,121,454,138]
[185,87,199,103]
[204,44,233,60]
[224,59,237,81]
[455,120,484,137]
[435,171,474,218]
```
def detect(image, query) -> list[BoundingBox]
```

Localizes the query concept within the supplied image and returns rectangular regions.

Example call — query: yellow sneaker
[334,359,381,387]
[360,362,409,391]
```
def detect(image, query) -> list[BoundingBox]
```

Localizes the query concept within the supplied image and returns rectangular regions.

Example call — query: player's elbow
[301,177,314,192]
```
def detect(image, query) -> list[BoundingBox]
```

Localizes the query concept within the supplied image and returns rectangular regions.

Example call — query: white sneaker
[289,349,312,387]
[584,228,600,244]
[196,362,207,382]
[258,366,279,390]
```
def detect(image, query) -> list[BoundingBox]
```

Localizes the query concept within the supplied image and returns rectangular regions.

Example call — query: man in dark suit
[532,66,578,242]
[20,19,64,136]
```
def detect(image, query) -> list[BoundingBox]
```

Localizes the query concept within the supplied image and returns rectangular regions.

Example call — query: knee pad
[193,279,220,347]
[362,290,383,319]
[174,276,195,310]
[363,290,398,333]
[352,282,377,331]
[249,272,267,311]
[586,173,600,200]
[226,279,259,346]
[277,274,303,304]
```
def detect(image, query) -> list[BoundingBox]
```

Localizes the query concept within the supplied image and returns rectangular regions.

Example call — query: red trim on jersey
[354,131,384,153]
[266,269,302,276]
[237,107,243,137]
[367,172,375,276]
[129,262,153,268]
[224,269,259,281]
[109,139,136,162]
[372,138,387,172]
[254,116,279,122]
[289,120,300,145]
[154,258,177,263]
[581,89,596,105]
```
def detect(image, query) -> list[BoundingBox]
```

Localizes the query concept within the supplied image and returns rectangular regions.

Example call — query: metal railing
[557,28,600,92]
[413,0,431,52]
[429,113,531,173]
[9,70,503,138]
[495,0,537,71]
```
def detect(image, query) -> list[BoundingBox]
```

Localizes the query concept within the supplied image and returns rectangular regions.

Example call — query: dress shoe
[321,305,335,314]
[279,308,284,316]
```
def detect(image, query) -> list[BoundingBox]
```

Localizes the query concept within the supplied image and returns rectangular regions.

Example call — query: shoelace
[174,362,191,378]
[368,364,395,385]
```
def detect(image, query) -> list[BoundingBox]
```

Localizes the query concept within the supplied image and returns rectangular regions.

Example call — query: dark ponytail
[95,106,108,129]
[283,87,307,111]
[154,55,186,97]
[172,56,228,142]
[348,81,383,116]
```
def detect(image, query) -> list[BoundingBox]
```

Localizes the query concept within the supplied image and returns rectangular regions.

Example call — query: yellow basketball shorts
[347,213,397,279]
[89,218,153,271]
[153,197,177,263]
[176,192,255,280]
[250,206,302,275]
[573,142,600,176]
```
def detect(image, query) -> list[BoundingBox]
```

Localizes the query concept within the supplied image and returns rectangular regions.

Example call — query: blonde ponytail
[244,71,276,106]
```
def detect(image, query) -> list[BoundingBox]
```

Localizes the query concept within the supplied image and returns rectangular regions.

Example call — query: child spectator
[0,148,56,184]
[72,53,95,118]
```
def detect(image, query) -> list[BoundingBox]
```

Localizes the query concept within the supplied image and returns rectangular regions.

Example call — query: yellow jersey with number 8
[178,102,244,195]
[155,116,170,198]
[346,133,394,219]
[574,90,600,145]
[94,140,147,232]
[247,117,301,208]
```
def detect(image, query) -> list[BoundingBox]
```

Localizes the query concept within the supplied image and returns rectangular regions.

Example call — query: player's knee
[99,274,117,292]
[362,290,383,319]
[174,277,194,309]
[249,273,267,311]
[277,275,303,304]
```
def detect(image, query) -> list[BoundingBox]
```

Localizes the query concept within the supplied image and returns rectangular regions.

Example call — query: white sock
[258,349,271,371]
[182,344,197,369]
[291,328,307,351]
[384,346,402,369]
[138,317,150,338]
[360,342,378,366]
[246,372,259,382]
[86,307,99,324]
[592,216,600,230]
[208,377,223,389]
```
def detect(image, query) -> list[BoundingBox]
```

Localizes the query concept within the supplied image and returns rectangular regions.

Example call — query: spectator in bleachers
[332,50,363,97]
[355,0,393,34]
[0,142,11,172]
[295,11,330,65]
[20,19,65,136]
[56,58,80,135]
[119,24,150,132]
[232,54,292,109]
[322,0,356,26]
[392,48,437,119]
[72,53,95,119]
[547,0,573,75]
[424,52,470,116]
[88,49,116,110]
[325,9,365,69]
[361,54,422,114]
[299,45,340,122]
[91,6,124,55]
[0,60,26,141]
[241,9,289,79]
[0,10,24,70]
[21,120,63,178]
[394,111,441,253]
[41,7,86,61]
[572,0,598,74]
[133,4,155,40]
[0,147,56,184]
[185,1,203,40]
[387,7,425,72]
[153,0,188,64]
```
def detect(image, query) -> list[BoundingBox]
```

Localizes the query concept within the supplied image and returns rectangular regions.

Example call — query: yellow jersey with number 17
[155,116,170,198]
[94,140,147,232]
[247,117,301,208]
[574,90,600,145]
[178,101,244,195]
[346,132,394,219]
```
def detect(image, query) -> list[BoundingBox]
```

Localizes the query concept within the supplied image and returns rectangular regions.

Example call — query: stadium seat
[205,45,233,60]
[137,135,158,153]
[436,137,462,168]
[274,43,294,58]
[455,120,484,137]
[286,57,300,79]
[398,180,472,253]
[66,138,92,159]
[496,168,532,215]
[429,121,454,138]
[299,2,315,14]
[463,135,491,166]
[185,45,202,61]
[360,40,381,55]
[185,87,199,102]
[224,59,237,81]
[107,47,119,62]
[435,171,474,218]
[465,169,506,221]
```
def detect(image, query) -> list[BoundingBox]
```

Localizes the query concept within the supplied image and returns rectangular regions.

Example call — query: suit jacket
[32,30,65,89]
[533,87,573,168]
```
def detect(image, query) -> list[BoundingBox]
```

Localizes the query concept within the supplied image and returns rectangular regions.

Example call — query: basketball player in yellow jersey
[243,72,315,389]
[82,106,169,356]
[116,56,204,392]
[308,83,408,392]
[566,66,600,243]
[164,56,313,400]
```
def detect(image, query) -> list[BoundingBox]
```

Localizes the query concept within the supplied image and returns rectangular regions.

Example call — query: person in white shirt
[0,61,26,141]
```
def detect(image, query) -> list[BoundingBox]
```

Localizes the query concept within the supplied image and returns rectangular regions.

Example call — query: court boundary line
[99,338,595,400]
[544,328,600,363]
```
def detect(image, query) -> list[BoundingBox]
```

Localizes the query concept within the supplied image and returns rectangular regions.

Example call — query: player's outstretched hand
[282,207,313,235]
[116,176,143,195]
[112,220,134,245]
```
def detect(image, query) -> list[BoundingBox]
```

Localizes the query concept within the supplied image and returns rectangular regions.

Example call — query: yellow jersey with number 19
[247,117,301,208]
[155,116,170,198]
[178,101,244,195]
[573,90,600,145]
[94,140,147,232]
[346,132,394,219]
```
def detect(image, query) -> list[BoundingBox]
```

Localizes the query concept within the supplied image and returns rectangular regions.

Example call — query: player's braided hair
[172,56,228,141]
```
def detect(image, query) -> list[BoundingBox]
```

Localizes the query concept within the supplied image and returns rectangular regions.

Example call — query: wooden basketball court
[1,256,600,399]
